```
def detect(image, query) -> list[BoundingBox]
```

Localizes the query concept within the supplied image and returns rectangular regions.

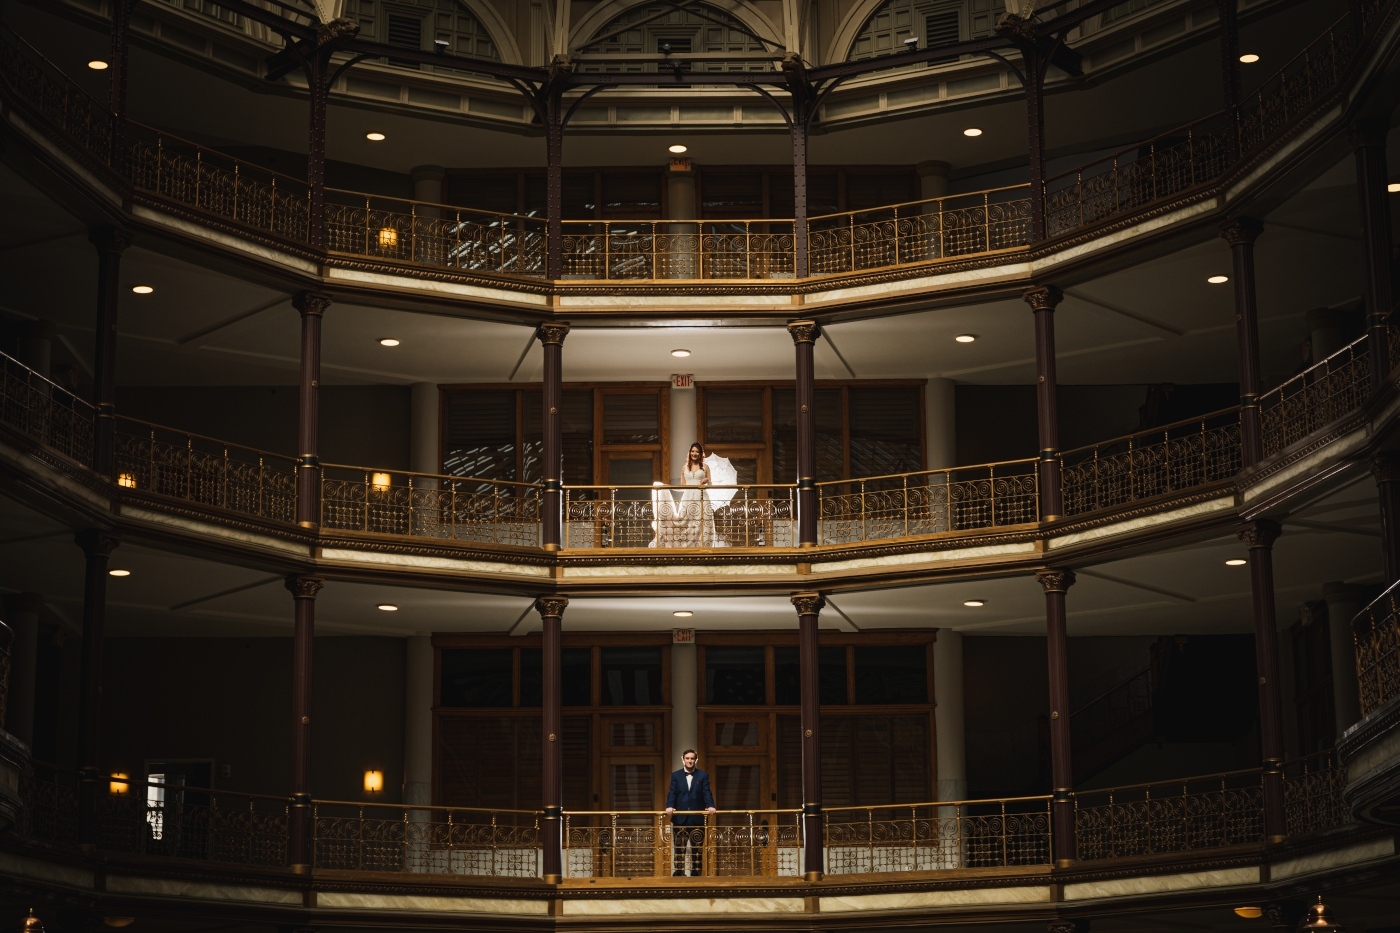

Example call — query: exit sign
[673,628,695,643]
[672,373,694,389]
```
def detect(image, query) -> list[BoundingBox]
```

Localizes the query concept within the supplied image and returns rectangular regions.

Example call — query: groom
[664,749,715,876]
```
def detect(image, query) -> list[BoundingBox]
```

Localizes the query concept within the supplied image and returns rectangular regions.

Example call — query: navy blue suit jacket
[665,768,714,825]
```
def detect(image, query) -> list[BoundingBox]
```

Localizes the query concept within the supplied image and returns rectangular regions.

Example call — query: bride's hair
[688,442,705,462]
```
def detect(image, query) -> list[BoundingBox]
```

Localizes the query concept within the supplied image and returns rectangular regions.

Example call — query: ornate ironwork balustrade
[113,417,297,524]
[312,800,540,877]
[1284,750,1349,837]
[808,186,1032,275]
[21,765,79,848]
[561,484,796,549]
[1061,410,1241,516]
[0,351,94,465]
[817,460,1038,545]
[823,797,1052,875]
[0,24,113,166]
[320,465,542,546]
[562,810,802,878]
[1353,580,1400,717]
[1259,335,1371,457]
[325,190,545,277]
[1237,13,1356,154]
[1073,770,1265,861]
[559,220,796,280]
[96,773,289,867]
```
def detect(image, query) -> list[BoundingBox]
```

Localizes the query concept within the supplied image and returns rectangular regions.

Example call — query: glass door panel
[605,762,659,877]
[606,455,660,547]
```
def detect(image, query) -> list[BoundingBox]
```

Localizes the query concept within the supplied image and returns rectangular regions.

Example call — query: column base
[1053,858,1075,869]
[290,863,311,874]
[297,521,319,530]
[543,873,563,884]
[1266,834,1288,845]
[804,870,823,882]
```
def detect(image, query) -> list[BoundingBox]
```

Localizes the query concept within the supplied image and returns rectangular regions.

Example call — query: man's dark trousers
[665,768,714,876]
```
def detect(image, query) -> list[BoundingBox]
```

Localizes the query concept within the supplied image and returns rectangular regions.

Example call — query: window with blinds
[924,8,961,47]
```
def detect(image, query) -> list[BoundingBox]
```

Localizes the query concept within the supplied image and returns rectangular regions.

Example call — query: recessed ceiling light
[963,599,985,607]
[1207,275,1230,284]
[366,132,386,141]
[88,60,109,70]
[963,127,983,137]
[108,569,131,577]
[377,604,398,611]
[673,610,693,618]
[1234,907,1264,920]
[1388,182,1400,193]
[379,338,400,347]
[1225,558,1247,566]
[671,348,691,358]
[131,285,154,294]
[669,144,688,154]
[1238,53,1260,64]
[954,334,977,343]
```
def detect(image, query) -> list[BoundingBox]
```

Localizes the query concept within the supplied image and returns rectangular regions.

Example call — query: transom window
[849,0,1003,60]
[578,2,771,73]
[344,0,500,62]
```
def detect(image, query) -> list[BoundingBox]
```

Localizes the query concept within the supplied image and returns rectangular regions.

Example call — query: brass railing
[1353,579,1400,717]
[97,773,289,867]
[808,186,1032,275]
[559,220,796,280]
[1237,12,1356,154]
[22,765,79,847]
[1284,750,1349,837]
[112,417,297,523]
[1061,409,1241,516]
[126,123,311,242]
[1073,769,1264,860]
[817,460,1038,545]
[1260,335,1371,457]
[0,2,1386,283]
[823,797,1051,874]
[312,800,540,876]
[562,810,802,878]
[320,465,542,546]
[562,484,796,549]
[325,190,546,277]
[1045,113,1231,238]
[0,350,94,465]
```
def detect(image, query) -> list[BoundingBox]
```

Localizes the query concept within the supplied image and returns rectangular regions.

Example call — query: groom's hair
[682,749,697,757]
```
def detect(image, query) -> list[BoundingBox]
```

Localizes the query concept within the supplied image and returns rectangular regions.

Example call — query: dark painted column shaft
[788,321,820,546]
[1217,0,1242,159]
[107,0,133,171]
[286,574,323,872]
[294,292,329,528]
[1222,219,1264,465]
[537,596,567,881]
[1239,521,1287,843]
[538,324,569,550]
[1024,287,1063,520]
[1036,569,1076,866]
[1374,453,1400,585]
[90,229,129,476]
[76,530,118,849]
[1353,121,1394,390]
[793,593,825,878]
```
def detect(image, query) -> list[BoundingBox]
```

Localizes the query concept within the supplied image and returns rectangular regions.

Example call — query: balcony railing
[559,220,796,280]
[1073,769,1265,861]
[0,352,94,465]
[823,797,1051,874]
[562,810,802,878]
[0,0,1384,285]
[562,484,796,549]
[817,460,1038,545]
[1353,579,1400,717]
[1260,334,1371,457]
[1060,409,1241,516]
[113,417,298,524]
[97,773,289,867]
[313,800,540,877]
[320,465,542,546]
[1284,750,1349,837]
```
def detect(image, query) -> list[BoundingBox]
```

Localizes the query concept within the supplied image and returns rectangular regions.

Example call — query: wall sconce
[117,472,137,489]
[371,472,392,489]
[103,919,136,929]
[363,770,384,793]
[378,227,398,249]
[1233,908,1264,920]
[109,773,130,795]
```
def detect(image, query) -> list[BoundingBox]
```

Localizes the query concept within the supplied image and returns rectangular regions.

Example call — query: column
[403,636,433,805]
[666,159,698,279]
[671,634,698,764]
[1,594,43,747]
[787,95,811,277]
[1217,0,1241,159]
[286,574,323,872]
[1373,452,1400,585]
[669,378,697,485]
[792,593,825,880]
[90,229,129,476]
[411,165,446,205]
[996,16,1046,240]
[409,383,440,476]
[75,530,118,849]
[536,596,567,882]
[1238,520,1287,843]
[1023,287,1063,520]
[1035,569,1075,866]
[916,160,951,201]
[293,292,329,529]
[545,87,564,280]
[788,321,820,546]
[20,322,55,381]
[925,377,956,471]
[1322,583,1364,735]
[537,324,569,550]
[107,0,133,170]
[1352,120,1394,390]
[934,630,966,801]
[1221,219,1264,465]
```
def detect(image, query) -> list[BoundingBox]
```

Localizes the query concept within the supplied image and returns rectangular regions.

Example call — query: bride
[657,442,714,547]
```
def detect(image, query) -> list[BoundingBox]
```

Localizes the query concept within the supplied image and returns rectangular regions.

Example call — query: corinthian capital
[536,596,569,619]
[536,322,570,347]
[1035,569,1076,593]
[787,320,821,345]
[293,291,332,317]
[1219,217,1263,247]
[791,593,825,616]
[1237,520,1281,550]
[285,575,325,600]
[1022,285,1063,313]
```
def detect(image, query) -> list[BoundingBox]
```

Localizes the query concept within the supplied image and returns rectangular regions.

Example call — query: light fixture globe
[963,127,983,137]
[1207,275,1230,284]
[669,144,688,154]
